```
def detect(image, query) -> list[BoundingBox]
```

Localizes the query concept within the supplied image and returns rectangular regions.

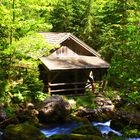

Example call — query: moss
[107,132,126,140]
[72,125,102,136]
[3,123,46,140]
[48,134,103,140]
[67,115,90,125]
[124,128,140,138]
[75,92,97,109]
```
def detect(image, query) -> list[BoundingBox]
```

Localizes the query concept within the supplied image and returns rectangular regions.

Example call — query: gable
[61,38,95,56]
[38,32,100,57]
[50,46,78,57]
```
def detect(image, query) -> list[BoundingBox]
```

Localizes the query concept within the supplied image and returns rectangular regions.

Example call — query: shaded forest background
[0,0,140,114]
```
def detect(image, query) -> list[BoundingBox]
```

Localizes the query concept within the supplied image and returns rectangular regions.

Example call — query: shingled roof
[39,56,109,71]
[38,32,100,57]
[39,32,110,71]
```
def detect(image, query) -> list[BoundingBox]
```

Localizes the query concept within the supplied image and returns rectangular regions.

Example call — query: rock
[67,115,90,125]
[105,132,125,140]
[26,103,34,110]
[38,96,72,123]
[72,125,102,136]
[48,134,103,140]
[16,107,39,125]
[68,99,76,109]
[73,93,115,122]
[0,110,7,122]
[0,103,7,122]
[76,106,114,122]
[112,95,121,103]
[123,127,140,138]
[110,110,140,131]
[96,97,113,107]
[3,123,46,140]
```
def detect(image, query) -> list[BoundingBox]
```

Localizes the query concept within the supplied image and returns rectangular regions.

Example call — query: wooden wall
[61,38,95,56]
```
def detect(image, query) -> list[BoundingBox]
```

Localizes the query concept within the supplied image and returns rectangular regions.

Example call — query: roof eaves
[69,34,101,57]
[54,33,71,46]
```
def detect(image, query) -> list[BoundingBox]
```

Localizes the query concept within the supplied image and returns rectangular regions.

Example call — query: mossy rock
[72,125,102,136]
[48,134,103,140]
[107,132,125,140]
[123,128,140,138]
[67,115,90,125]
[3,123,46,140]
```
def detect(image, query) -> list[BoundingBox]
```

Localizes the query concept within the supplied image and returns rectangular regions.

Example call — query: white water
[40,121,82,137]
[92,120,140,140]
[40,120,140,140]
[92,120,122,136]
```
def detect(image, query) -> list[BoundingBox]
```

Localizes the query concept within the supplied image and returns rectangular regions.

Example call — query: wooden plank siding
[61,38,95,56]
[50,46,78,57]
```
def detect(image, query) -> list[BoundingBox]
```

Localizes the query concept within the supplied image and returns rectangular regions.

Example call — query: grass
[66,90,97,110]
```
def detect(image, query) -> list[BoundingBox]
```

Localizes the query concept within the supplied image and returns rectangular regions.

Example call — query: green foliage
[3,123,46,140]
[0,0,140,118]
[0,33,57,106]
[50,0,104,50]
[5,33,56,59]
[9,71,44,103]
[99,0,140,103]
[123,125,140,138]
[48,133,103,140]
[0,0,52,42]
[74,91,97,109]
[72,125,101,136]
[121,91,140,104]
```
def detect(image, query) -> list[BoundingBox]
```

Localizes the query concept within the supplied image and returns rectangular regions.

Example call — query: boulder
[75,94,115,121]
[16,103,39,125]
[0,103,7,122]
[48,134,103,140]
[72,125,102,136]
[110,110,140,131]
[95,96,115,111]
[3,123,46,140]
[76,106,114,121]
[38,96,72,123]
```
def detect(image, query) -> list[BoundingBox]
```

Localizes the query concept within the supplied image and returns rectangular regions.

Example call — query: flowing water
[40,121,83,137]
[0,131,3,140]
[92,120,122,136]
[40,120,140,140]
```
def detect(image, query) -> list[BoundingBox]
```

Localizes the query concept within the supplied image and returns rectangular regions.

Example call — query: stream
[40,120,140,140]
[40,121,83,137]
[0,120,139,140]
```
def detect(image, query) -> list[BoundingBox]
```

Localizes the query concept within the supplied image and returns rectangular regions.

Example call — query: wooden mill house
[39,32,110,95]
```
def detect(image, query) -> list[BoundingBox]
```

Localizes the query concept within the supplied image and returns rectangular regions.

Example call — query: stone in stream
[2,123,46,140]
[75,95,115,121]
[37,96,72,123]
[110,110,140,131]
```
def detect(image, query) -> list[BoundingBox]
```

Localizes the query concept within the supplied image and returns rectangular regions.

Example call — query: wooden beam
[74,70,78,94]
[49,82,86,86]
[47,72,51,95]
[50,88,85,93]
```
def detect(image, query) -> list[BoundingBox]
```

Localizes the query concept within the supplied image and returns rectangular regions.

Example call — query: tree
[99,0,140,95]
[50,0,105,50]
